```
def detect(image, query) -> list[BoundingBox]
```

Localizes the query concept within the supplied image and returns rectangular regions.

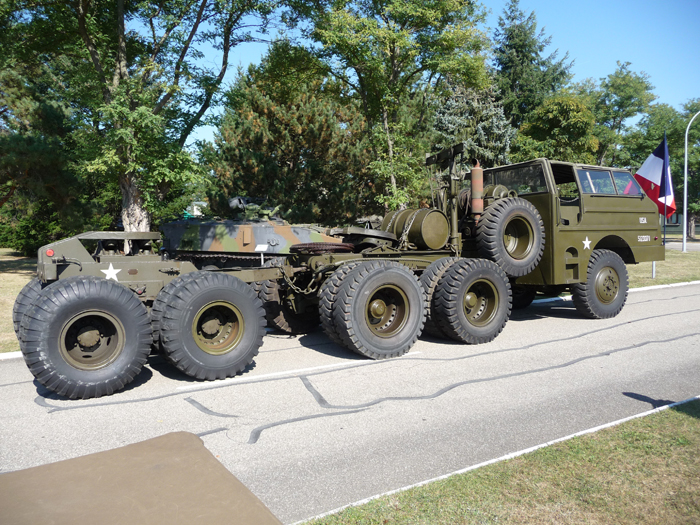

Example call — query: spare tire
[476,197,545,278]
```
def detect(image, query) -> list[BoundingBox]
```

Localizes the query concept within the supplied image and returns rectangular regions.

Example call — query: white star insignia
[101,263,122,281]
[583,237,591,250]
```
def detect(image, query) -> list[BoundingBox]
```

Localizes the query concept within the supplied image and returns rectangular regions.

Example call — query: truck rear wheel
[434,259,512,344]
[19,276,152,399]
[476,197,545,277]
[332,261,426,359]
[318,263,362,346]
[160,272,265,380]
[419,257,461,338]
[571,249,628,319]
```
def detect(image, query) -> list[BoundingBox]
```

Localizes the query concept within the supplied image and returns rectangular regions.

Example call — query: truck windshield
[484,164,549,195]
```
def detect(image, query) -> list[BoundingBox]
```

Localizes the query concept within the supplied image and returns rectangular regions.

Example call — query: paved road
[2,283,700,524]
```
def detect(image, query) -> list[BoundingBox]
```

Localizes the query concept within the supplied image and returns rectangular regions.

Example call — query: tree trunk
[120,173,150,233]
[382,108,401,211]
[689,213,697,239]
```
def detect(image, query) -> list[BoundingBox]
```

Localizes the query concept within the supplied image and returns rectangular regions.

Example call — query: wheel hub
[595,268,619,304]
[365,285,408,338]
[192,301,244,355]
[463,280,499,327]
[370,300,387,318]
[60,311,125,371]
[76,327,101,349]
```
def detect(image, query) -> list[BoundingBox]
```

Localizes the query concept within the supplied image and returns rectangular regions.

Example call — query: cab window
[577,169,617,195]
[612,171,643,195]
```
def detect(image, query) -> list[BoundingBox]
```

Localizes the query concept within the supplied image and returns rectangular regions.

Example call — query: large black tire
[571,249,628,319]
[511,284,537,310]
[19,276,152,399]
[419,257,461,338]
[476,197,545,277]
[332,261,426,359]
[150,273,199,350]
[433,259,512,344]
[318,262,362,346]
[13,278,46,338]
[160,272,265,380]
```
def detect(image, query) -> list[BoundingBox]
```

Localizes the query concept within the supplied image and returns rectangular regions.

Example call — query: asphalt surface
[1,282,700,524]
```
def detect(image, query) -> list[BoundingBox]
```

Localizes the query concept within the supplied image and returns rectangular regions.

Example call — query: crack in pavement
[300,332,700,410]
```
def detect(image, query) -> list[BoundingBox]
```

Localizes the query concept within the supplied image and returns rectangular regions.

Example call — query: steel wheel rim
[59,311,126,370]
[594,267,619,305]
[364,284,409,338]
[503,216,534,260]
[463,279,499,327]
[192,301,244,355]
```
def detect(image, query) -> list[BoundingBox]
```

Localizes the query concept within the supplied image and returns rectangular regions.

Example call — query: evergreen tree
[492,0,572,129]
[209,45,374,225]
[433,80,516,167]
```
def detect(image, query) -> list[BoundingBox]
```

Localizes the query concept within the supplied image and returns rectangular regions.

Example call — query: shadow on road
[623,392,700,420]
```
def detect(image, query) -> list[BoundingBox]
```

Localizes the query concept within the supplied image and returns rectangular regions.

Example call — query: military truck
[13,143,664,399]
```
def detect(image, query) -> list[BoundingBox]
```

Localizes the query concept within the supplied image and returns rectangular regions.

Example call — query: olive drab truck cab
[14,143,664,400]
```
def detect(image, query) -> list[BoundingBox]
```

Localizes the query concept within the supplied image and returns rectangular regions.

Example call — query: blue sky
[191,0,700,144]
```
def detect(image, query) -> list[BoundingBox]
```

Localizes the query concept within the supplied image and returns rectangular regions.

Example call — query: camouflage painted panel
[161,220,341,254]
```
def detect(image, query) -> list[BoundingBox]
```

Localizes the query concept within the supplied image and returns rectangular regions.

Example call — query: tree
[433,80,516,167]
[306,0,489,208]
[1,0,272,234]
[577,61,656,166]
[208,45,374,224]
[511,92,598,164]
[492,0,572,129]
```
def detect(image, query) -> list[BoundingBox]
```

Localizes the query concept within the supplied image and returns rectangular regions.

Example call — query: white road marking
[293,394,700,525]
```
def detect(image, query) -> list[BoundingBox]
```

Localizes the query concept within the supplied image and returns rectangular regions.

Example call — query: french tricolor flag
[633,135,676,218]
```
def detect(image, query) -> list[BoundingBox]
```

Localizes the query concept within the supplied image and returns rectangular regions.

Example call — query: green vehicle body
[16,143,664,399]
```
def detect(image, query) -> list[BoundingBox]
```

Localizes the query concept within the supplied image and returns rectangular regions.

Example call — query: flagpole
[684,111,700,253]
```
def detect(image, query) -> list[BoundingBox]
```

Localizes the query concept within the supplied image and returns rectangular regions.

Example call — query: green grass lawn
[308,400,700,525]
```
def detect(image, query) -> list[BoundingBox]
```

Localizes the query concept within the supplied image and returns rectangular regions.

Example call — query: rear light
[46,249,55,257]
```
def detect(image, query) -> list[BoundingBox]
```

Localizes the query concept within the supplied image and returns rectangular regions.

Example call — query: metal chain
[398,210,421,250]
[282,272,320,295]
[383,210,399,233]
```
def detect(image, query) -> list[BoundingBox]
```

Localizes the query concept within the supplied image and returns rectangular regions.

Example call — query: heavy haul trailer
[13,143,664,399]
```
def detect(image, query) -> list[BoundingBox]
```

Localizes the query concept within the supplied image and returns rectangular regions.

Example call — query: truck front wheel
[571,249,628,319]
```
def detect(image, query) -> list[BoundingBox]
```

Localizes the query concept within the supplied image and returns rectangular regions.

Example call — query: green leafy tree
[433,80,516,167]
[209,47,373,224]
[1,0,271,234]
[577,61,656,166]
[492,0,572,129]
[306,0,489,209]
[511,92,598,164]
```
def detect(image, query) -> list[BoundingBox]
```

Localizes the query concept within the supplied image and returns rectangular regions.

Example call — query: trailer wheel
[318,262,362,346]
[434,259,511,344]
[150,273,199,350]
[333,261,426,359]
[511,284,537,310]
[13,278,52,342]
[476,197,545,277]
[19,276,152,399]
[419,257,461,338]
[571,249,628,319]
[160,272,265,380]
